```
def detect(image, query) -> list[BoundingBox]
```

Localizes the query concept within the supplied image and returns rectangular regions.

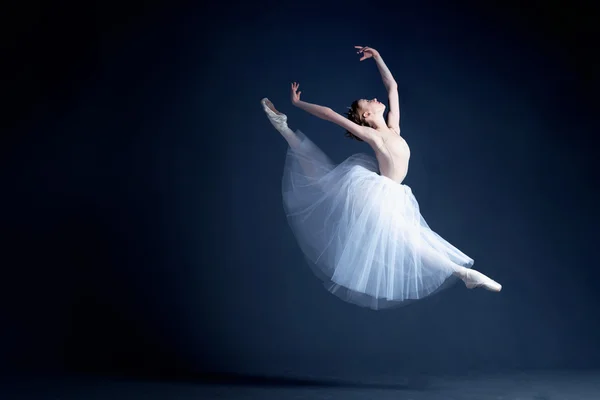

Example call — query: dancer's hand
[355,46,380,61]
[291,82,301,105]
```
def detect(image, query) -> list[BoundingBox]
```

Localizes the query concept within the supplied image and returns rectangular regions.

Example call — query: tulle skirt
[282,130,474,309]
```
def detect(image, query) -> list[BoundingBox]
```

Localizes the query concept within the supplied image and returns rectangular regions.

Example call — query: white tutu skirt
[282,130,474,309]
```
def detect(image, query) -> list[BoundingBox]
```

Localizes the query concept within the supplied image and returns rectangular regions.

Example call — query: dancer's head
[344,98,386,141]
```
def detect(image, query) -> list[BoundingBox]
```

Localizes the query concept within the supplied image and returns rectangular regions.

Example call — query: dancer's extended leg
[261,98,302,148]
[261,98,333,179]
[417,241,502,292]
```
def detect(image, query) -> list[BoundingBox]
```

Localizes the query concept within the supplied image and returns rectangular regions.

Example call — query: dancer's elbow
[321,108,336,120]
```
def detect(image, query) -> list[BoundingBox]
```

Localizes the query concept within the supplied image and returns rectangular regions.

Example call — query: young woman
[261,45,501,309]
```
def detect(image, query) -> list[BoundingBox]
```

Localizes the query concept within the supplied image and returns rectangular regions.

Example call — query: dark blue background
[2,0,598,380]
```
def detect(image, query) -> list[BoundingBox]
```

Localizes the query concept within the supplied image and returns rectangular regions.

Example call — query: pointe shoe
[261,98,288,131]
[463,269,502,292]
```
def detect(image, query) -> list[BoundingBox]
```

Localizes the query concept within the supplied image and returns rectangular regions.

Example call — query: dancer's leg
[261,98,333,179]
[416,241,502,292]
[261,98,302,148]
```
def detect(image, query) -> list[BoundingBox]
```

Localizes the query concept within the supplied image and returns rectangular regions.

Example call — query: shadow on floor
[193,371,432,391]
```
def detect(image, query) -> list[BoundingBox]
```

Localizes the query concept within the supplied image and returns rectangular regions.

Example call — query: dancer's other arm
[290,82,377,143]
[355,46,400,134]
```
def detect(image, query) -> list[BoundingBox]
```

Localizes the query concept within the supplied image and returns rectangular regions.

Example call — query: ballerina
[261,45,501,309]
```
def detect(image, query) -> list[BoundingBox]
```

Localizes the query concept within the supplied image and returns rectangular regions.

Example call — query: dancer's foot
[261,98,288,131]
[460,269,502,292]
[261,98,302,148]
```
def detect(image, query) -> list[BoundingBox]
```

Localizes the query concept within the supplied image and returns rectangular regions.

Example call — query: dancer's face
[358,98,386,121]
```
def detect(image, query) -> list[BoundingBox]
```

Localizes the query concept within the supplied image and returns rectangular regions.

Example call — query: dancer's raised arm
[355,46,400,134]
[290,82,377,143]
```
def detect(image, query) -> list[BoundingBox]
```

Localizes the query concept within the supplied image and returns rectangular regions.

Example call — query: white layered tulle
[282,130,474,309]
